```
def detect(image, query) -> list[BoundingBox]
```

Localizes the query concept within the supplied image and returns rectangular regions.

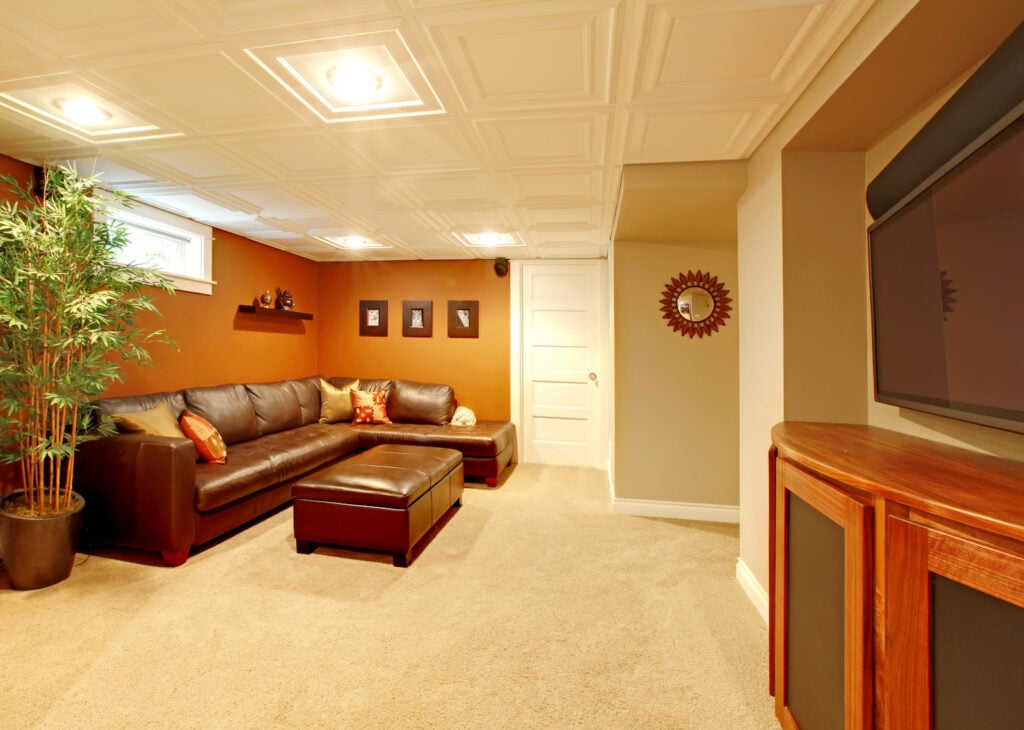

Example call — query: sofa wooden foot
[296,539,314,554]
[161,549,189,567]
[393,552,410,568]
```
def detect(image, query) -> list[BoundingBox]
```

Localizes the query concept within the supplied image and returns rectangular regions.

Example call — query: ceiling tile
[221,132,363,178]
[188,0,395,34]
[339,118,481,173]
[508,167,604,204]
[476,113,609,167]
[91,47,305,134]
[0,1,203,58]
[624,106,758,163]
[427,3,617,111]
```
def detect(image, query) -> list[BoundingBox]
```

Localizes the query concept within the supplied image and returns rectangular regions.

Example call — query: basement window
[108,200,215,295]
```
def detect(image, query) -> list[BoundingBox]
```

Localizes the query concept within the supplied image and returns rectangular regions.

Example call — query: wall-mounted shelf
[237,304,313,320]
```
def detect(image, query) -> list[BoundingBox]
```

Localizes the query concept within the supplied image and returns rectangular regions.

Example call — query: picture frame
[447,300,479,338]
[402,300,433,337]
[359,300,388,337]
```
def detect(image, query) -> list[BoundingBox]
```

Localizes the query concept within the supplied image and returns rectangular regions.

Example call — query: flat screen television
[867,106,1024,434]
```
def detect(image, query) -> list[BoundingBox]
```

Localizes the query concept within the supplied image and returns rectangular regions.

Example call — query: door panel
[519,261,604,467]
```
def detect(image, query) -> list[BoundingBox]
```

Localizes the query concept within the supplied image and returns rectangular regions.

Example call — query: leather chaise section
[354,421,515,458]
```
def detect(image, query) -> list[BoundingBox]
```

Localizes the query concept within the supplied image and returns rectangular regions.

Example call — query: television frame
[867,99,1024,435]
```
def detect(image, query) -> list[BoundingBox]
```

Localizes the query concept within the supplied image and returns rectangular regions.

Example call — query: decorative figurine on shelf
[256,289,273,309]
[275,288,295,311]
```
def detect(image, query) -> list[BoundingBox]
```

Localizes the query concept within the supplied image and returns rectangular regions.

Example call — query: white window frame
[106,197,215,295]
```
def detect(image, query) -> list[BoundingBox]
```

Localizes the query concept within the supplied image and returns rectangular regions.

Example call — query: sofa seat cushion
[354,421,515,459]
[194,424,361,512]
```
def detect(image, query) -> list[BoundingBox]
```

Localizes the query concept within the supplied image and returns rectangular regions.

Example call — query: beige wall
[737,0,1024,604]
[736,159,785,591]
[781,150,869,423]
[737,0,919,595]
[613,240,738,507]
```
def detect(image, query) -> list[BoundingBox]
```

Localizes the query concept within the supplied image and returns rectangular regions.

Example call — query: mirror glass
[676,287,715,322]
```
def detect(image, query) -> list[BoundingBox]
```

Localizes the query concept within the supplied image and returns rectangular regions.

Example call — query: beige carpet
[2,463,777,729]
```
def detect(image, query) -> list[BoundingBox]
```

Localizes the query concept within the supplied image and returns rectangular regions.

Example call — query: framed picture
[402,300,433,337]
[359,300,388,337]
[447,300,479,338]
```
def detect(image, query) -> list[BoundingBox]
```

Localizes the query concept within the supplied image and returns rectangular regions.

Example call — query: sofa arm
[75,433,198,559]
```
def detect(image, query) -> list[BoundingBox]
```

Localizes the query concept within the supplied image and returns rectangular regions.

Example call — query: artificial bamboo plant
[0,164,174,516]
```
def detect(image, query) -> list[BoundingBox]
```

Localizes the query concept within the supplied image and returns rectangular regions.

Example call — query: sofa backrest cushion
[92,391,187,423]
[245,380,302,436]
[387,379,455,425]
[327,376,392,394]
[184,384,260,445]
[290,376,322,426]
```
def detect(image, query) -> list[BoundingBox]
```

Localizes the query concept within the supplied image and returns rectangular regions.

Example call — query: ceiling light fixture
[325,59,384,103]
[465,232,518,247]
[53,97,112,126]
[325,235,387,249]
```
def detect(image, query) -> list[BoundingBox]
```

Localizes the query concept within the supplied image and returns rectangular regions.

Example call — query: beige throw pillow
[319,378,359,423]
[113,402,186,438]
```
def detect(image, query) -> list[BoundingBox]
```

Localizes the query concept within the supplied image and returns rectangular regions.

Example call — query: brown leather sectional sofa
[74,376,516,566]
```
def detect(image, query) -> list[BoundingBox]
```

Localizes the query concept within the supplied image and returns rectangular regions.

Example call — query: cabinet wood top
[772,422,1024,542]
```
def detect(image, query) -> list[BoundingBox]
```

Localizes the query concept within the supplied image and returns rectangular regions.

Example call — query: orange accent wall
[316,260,511,421]
[0,155,34,200]
[104,229,319,397]
[0,154,511,419]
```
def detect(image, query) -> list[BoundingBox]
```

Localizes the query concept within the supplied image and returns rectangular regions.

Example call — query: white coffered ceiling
[0,0,871,261]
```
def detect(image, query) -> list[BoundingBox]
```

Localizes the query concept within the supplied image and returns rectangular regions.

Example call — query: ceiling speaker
[494,257,509,277]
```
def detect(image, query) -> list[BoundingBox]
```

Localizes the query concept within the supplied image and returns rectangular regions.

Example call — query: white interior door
[516,261,606,467]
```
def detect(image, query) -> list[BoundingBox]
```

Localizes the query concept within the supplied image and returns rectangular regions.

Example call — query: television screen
[868,113,1024,433]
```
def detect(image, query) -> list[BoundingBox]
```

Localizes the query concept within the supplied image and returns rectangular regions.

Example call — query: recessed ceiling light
[325,59,384,103]
[325,235,387,249]
[53,97,112,126]
[465,232,518,247]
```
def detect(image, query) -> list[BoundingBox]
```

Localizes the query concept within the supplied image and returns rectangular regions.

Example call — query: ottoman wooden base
[292,444,463,566]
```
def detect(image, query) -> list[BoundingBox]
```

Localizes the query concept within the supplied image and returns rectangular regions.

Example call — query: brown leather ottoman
[291,444,463,566]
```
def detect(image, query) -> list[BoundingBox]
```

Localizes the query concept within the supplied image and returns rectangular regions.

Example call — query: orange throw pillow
[179,409,228,464]
[350,389,391,425]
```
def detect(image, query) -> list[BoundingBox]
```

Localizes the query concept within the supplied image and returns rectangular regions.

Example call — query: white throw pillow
[451,405,476,426]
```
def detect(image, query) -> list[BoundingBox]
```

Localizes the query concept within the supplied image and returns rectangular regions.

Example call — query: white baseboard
[612,497,739,524]
[736,557,769,624]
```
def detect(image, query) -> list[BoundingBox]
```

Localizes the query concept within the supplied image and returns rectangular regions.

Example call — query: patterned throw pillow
[350,389,391,425]
[112,402,186,438]
[179,408,228,464]
[319,378,359,423]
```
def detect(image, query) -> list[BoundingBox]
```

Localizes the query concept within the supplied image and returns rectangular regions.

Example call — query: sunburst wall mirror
[659,270,732,338]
